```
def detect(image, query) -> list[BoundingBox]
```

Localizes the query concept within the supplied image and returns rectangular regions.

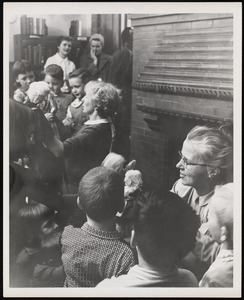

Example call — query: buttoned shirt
[171,179,214,225]
[44,53,75,80]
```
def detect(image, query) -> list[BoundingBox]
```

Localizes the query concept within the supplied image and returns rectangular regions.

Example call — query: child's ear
[130,230,137,248]
[220,226,228,243]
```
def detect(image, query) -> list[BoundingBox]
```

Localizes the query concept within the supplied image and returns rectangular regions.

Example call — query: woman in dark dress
[46,80,120,194]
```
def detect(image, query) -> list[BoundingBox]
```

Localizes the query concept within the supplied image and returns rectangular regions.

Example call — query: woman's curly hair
[84,81,119,118]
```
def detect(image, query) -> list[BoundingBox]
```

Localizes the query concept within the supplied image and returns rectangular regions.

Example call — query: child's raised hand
[124,160,136,172]
[62,117,74,127]
[45,112,54,122]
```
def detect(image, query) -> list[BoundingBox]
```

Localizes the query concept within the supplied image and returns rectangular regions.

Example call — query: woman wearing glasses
[171,124,233,281]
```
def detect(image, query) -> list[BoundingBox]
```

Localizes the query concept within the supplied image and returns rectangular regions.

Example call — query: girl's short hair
[68,68,91,84]
[84,81,119,118]
[186,125,233,183]
[77,166,124,222]
[57,35,72,46]
[44,64,64,82]
[12,60,34,78]
[133,189,200,262]
[17,200,55,248]
[211,183,233,241]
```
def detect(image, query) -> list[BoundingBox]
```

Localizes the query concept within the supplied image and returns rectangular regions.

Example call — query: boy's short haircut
[44,64,64,81]
[12,60,34,78]
[133,190,200,262]
[57,35,72,46]
[68,68,91,85]
[78,166,124,222]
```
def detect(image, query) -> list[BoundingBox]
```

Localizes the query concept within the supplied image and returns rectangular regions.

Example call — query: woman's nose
[176,159,183,169]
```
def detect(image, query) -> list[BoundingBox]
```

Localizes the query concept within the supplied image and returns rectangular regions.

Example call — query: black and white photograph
[3,2,242,298]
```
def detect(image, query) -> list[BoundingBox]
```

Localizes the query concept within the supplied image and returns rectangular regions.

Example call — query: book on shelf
[69,20,83,37]
[20,15,27,35]
[20,15,47,36]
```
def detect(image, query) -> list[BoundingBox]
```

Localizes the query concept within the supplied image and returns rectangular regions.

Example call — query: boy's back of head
[78,166,124,222]
[133,190,200,265]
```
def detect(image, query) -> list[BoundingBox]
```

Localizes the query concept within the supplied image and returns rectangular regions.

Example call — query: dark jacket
[79,52,113,82]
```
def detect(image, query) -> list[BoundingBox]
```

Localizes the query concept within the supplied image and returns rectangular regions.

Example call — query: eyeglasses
[178,151,209,169]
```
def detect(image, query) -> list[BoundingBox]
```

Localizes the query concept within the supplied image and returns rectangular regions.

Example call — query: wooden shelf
[14,34,89,77]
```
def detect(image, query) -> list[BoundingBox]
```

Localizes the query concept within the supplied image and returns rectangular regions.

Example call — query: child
[97,189,200,287]
[44,64,74,123]
[25,81,66,191]
[26,81,62,140]
[44,36,75,93]
[61,166,136,287]
[62,68,90,133]
[101,153,140,239]
[12,199,64,287]
[199,183,233,287]
[12,60,36,103]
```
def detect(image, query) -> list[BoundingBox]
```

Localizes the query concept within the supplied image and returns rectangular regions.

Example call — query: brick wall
[130,14,233,190]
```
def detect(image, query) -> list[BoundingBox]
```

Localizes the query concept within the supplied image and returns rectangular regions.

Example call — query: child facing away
[11,199,65,287]
[199,183,233,287]
[12,60,36,103]
[97,189,200,287]
[44,64,74,123]
[101,152,140,240]
[61,166,136,287]
[62,68,90,133]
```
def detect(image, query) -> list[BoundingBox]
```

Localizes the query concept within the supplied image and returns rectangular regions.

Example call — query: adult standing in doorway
[109,27,134,161]
[78,33,112,82]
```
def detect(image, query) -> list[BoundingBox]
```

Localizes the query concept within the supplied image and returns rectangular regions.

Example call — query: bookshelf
[14,34,89,80]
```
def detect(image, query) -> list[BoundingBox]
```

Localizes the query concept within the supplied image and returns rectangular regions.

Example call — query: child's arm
[13,89,27,103]
[62,106,74,127]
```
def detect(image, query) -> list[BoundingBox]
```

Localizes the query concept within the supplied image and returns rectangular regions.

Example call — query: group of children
[10,35,234,289]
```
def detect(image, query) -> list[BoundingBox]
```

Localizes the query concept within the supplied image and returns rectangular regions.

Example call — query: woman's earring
[220,226,227,243]
[220,234,227,242]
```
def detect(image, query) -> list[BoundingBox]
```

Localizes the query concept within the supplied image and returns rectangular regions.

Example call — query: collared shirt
[171,179,214,224]
[61,223,136,287]
[199,249,233,287]
[84,118,109,125]
[96,265,198,287]
[44,53,75,80]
